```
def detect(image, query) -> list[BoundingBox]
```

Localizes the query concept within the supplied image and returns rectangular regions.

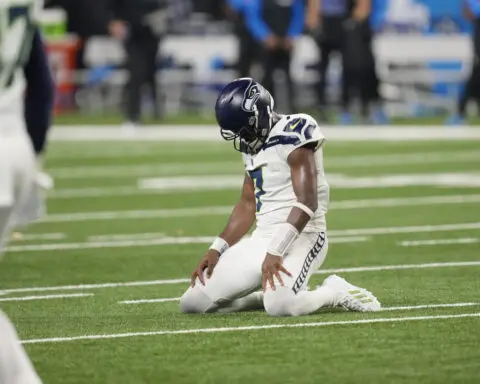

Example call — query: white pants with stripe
[180,226,331,316]
[0,119,40,252]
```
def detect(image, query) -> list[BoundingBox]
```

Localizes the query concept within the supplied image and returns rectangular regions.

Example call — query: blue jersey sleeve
[227,0,243,12]
[466,0,480,16]
[244,0,271,41]
[24,28,55,155]
[287,0,306,38]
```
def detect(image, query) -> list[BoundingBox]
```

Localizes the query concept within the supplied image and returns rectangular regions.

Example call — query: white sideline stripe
[0,293,93,302]
[2,260,479,295]
[49,162,241,179]
[41,194,480,223]
[120,299,479,311]
[5,236,216,253]
[20,313,480,344]
[313,261,480,275]
[328,150,480,167]
[48,143,229,159]
[12,233,67,241]
[6,221,480,252]
[380,302,479,311]
[47,174,480,199]
[87,232,166,242]
[400,238,480,247]
[122,297,180,304]
[47,151,480,179]
[49,126,480,142]
[139,176,242,191]
[327,221,480,237]
[43,206,232,223]
[4,235,366,253]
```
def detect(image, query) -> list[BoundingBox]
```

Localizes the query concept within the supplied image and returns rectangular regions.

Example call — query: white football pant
[180,225,335,316]
[0,116,43,384]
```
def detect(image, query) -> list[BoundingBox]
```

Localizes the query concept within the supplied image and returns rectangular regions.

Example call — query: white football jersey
[242,113,329,232]
[0,0,41,120]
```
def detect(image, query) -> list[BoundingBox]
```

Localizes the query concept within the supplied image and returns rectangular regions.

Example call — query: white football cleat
[322,274,381,312]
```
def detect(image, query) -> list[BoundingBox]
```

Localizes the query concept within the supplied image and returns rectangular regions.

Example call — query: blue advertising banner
[371,0,472,34]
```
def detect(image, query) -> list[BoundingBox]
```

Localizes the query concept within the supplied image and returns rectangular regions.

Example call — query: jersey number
[248,168,265,212]
[0,5,33,90]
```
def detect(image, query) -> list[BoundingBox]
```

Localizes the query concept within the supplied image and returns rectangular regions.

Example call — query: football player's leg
[263,232,335,317]
[0,146,15,253]
[264,232,381,316]
[180,237,265,314]
[0,310,42,384]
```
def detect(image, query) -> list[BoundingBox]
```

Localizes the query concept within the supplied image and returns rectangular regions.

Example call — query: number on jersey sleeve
[0,3,35,91]
[247,167,265,212]
[278,116,325,159]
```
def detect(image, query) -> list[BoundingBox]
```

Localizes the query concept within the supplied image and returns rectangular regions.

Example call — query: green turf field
[52,111,480,126]
[1,137,479,384]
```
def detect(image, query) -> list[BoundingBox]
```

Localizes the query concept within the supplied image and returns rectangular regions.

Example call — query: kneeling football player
[180,78,381,316]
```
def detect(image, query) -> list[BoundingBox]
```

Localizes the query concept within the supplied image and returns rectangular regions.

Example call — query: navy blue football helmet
[215,78,274,154]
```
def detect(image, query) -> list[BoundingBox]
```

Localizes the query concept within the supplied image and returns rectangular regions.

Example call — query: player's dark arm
[24,28,55,156]
[217,174,256,247]
[286,145,318,233]
[192,174,256,286]
[352,0,372,21]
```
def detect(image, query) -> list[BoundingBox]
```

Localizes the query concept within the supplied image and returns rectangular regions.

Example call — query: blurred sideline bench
[79,34,473,115]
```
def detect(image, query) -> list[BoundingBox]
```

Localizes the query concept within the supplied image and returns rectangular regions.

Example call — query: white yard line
[49,186,143,199]
[5,221,480,252]
[43,206,232,223]
[120,299,479,311]
[2,260,479,295]
[4,235,366,253]
[313,261,480,274]
[380,303,479,311]
[47,174,480,199]
[49,126,480,142]
[328,150,480,167]
[41,195,480,223]
[48,143,228,159]
[400,238,480,247]
[5,236,216,253]
[327,222,480,237]
[47,151,480,179]
[121,297,180,304]
[11,233,67,241]
[20,313,480,344]
[0,293,93,302]
[49,162,241,179]
[87,232,166,242]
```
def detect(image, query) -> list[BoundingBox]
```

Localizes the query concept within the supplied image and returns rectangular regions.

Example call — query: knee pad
[179,287,216,314]
[263,287,297,317]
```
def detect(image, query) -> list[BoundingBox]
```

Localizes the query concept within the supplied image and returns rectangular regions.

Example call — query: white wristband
[293,202,315,219]
[209,237,229,255]
[267,223,299,257]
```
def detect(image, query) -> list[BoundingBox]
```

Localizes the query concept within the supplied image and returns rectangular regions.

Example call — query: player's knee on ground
[263,286,302,317]
[179,286,216,314]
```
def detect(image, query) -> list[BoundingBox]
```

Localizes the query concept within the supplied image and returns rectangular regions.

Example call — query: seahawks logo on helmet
[242,84,261,112]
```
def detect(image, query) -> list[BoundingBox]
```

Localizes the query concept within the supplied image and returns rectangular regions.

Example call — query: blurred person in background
[107,0,170,128]
[343,0,389,124]
[244,0,305,113]
[446,0,480,125]
[226,0,259,77]
[45,0,109,76]
[305,0,350,123]
[307,0,389,124]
